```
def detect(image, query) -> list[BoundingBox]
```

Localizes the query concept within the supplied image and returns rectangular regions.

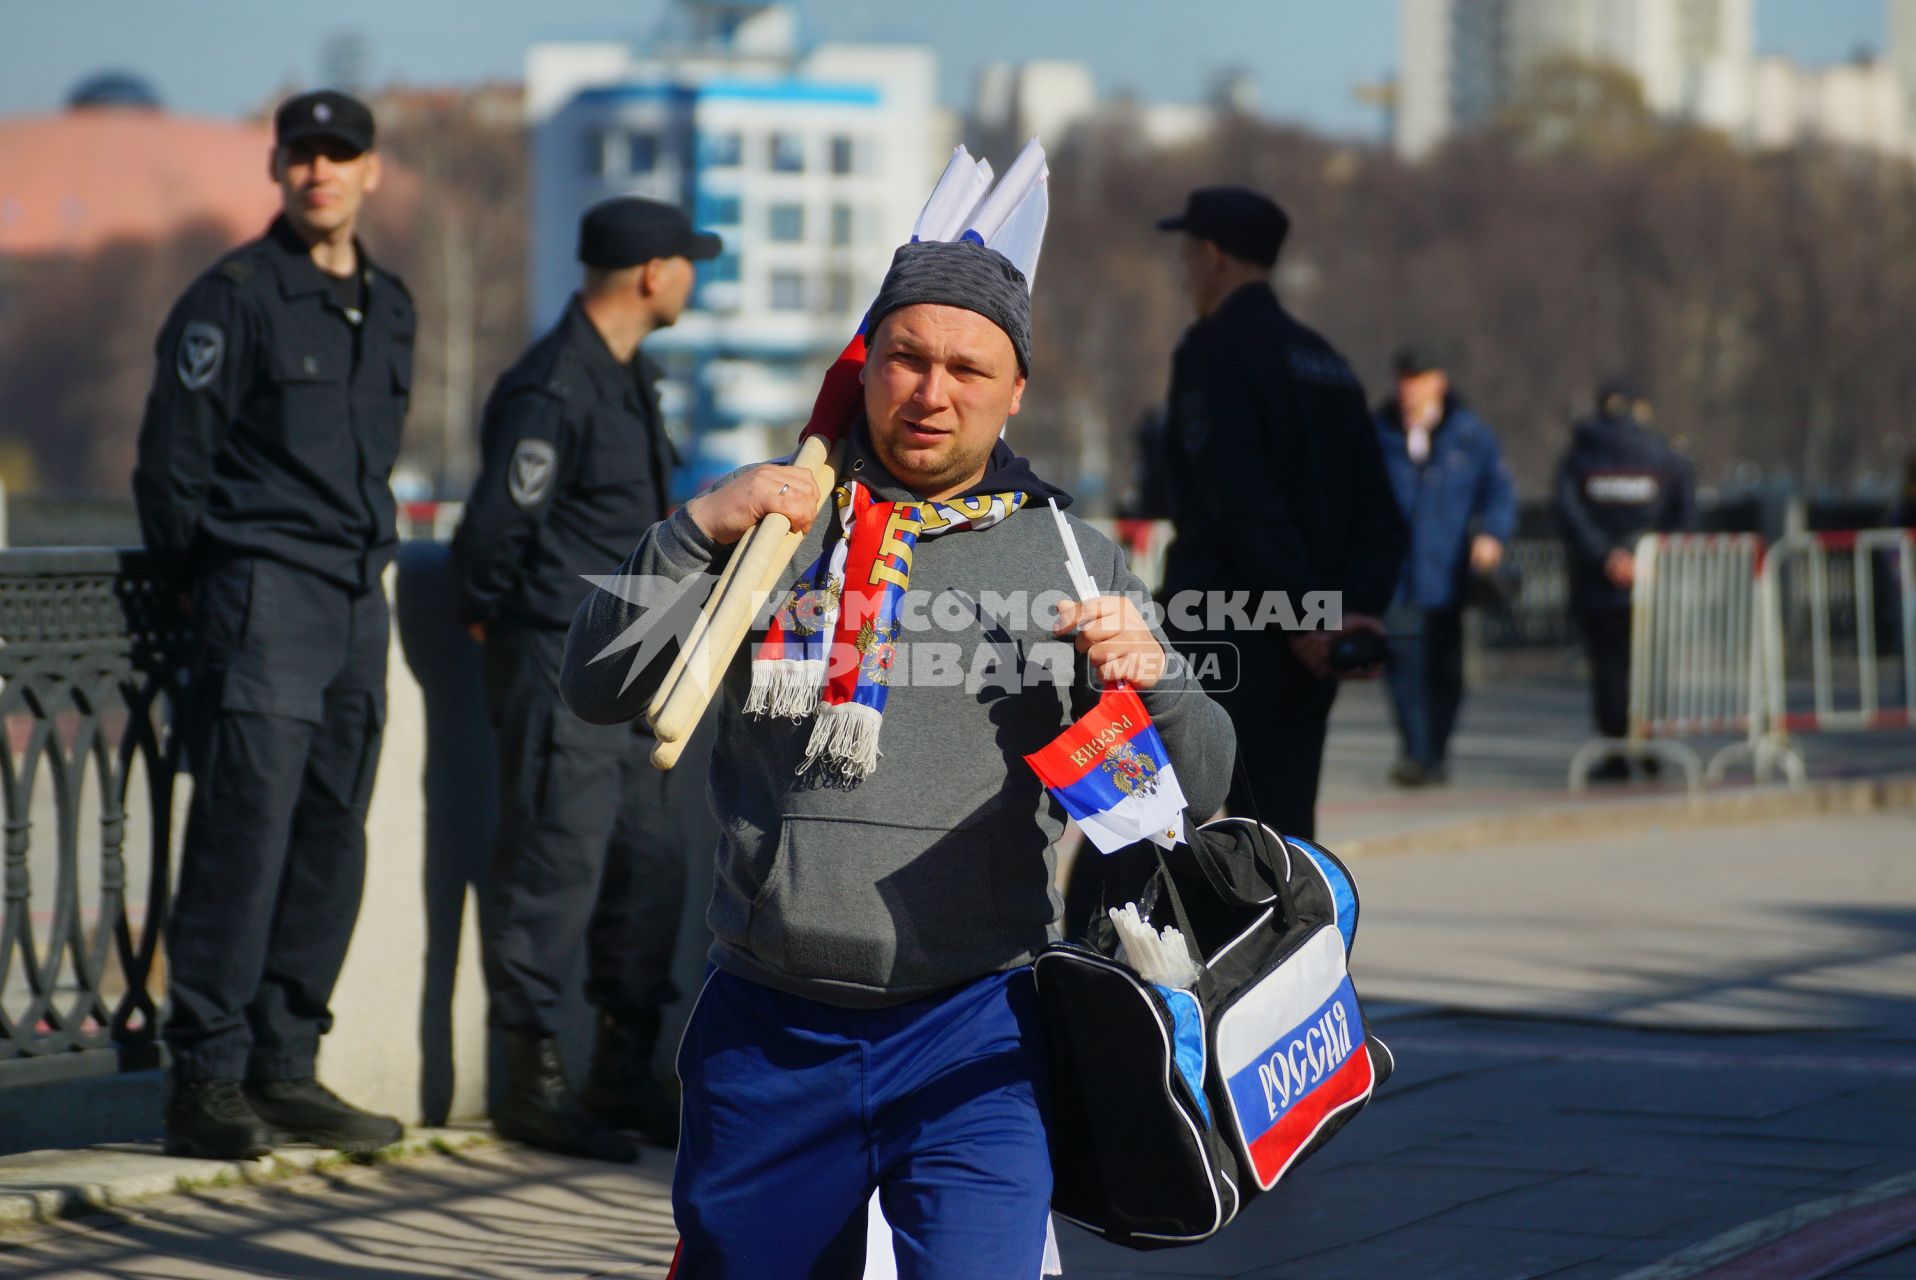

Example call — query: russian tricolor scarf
[746,479,1028,781]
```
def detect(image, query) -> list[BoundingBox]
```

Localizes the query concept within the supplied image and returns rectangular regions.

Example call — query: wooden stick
[648,435,839,766]
[644,516,757,726]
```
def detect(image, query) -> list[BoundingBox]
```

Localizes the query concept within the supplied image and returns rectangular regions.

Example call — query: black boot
[494,1030,639,1163]
[164,1077,275,1159]
[580,1009,681,1146]
[246,1078,403,1155]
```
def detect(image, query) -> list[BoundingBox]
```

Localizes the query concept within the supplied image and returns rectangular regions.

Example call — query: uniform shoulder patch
[176,321,225,391]
[1175,389,1211,453]
[216,258,254,285]
[508,438,559,509]
[1284,344,1359,388]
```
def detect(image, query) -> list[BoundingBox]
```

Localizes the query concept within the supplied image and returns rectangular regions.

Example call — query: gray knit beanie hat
[866,239,1032,374]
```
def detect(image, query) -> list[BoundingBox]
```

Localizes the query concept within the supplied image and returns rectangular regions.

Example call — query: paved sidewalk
[6,807,1913,1278]
[5,663,1913,1276]
[1315,667,1913,851]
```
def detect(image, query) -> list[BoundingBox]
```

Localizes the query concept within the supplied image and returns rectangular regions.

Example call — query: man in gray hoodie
[562,238,1234,1278]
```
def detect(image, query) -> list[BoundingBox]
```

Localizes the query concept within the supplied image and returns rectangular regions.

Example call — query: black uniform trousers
[480,624,683,1034]
[1197,634,1339,841]
[1578,604,1633,738]
[1384,606,1466,770]
[165,555,388,1082]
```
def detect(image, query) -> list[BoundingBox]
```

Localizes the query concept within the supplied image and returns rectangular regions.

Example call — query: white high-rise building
[1395,0,1753,158]
[526,3,941,480]
[972,60,1098,148]
[1891,0,1916,132]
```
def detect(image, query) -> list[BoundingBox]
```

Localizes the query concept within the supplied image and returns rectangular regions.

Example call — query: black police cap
[578,197,723,269]
[1597,375,1647,406]
[1155,186,1290,268]
[1393,345,1445,377]
[275,90,375,154]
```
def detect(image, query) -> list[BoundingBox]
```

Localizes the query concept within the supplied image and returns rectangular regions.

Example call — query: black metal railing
[0,549,188,1079]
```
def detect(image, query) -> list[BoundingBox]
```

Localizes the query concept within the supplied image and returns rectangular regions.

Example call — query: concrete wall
[316,544,717,1125]
[318,549,493,1124]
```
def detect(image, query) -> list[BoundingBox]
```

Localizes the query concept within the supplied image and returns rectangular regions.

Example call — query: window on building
[770,271,807,311]
[627,132,659,174]
[770,132,805,173]
[703,253,741,284]
[702,131,742,167]
[583,129,611,176]
[829,204,855,247]
[824,270,856,315]
[699,193,742,226]
[829,134,861,175]
[768,203,805,243]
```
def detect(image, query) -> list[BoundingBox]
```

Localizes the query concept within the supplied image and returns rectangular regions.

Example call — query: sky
[0,0,1892,137]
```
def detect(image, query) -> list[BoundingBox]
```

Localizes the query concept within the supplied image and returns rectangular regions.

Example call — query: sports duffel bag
[1034,815,1394,1250]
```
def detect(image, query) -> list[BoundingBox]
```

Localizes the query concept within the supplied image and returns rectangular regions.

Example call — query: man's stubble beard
[871,422,998,500]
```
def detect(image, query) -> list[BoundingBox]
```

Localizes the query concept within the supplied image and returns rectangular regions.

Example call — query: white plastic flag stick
[1048,498,1189,852]
[1049,500,1100,604]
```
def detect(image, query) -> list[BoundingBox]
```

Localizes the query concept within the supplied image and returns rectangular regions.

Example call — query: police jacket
[1374,393,1517,611]
[133,216,415,592]
[1158,282,1407,637]
[1552,410,1697,611]
[450,295,676,631]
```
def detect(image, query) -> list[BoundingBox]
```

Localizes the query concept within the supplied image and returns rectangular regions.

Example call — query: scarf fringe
[748,483,1028,782]
[800,703,883,782]
[744,658,826,719]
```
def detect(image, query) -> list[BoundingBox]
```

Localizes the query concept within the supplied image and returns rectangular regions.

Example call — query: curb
[1338,773,1916,859]
[0,1126,495,1236]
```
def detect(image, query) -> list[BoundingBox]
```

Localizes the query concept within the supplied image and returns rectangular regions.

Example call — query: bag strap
[1226,750,1303,933]
[1147,843,1217,1007]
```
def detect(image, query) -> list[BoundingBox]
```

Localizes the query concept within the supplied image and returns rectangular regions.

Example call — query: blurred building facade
[1397,0,1915,159]
[0,81,277,258]
[524,2,941,477]
[1705,54,1912,155]
[967,60,1258,155]
[1397,0,1754,158]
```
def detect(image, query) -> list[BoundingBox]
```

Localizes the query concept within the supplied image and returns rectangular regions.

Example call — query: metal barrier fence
[398,500,464,542]
[1569,534,1778,791]
[1761,528,1914,749]
[0,549,187,1080]
[1480,538,1575,649]
[1570,528,1916,791]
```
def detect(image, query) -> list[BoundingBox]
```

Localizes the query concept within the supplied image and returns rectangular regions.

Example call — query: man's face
[271,138,380,240]
[1176,233,1218,318]
[648,256,696,326]
[1396,370,1448,424]
[862,303,1025,500]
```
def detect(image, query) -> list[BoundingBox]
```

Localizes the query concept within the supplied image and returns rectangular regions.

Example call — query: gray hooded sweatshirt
[561,428,1236,1008]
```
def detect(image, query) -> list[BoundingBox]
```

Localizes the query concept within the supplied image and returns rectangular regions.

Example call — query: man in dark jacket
[1154,187,1407,838]
[1553,379,1697,775]
[1374,348,1516,786]
[133,90,409,1159]
[450,198,719,1161]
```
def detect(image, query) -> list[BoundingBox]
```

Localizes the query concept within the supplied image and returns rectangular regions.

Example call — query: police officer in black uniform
[133,90,411,1158]
[1553,379,1697,776]
[1153,187,1407,839]
[451,198,719,1162]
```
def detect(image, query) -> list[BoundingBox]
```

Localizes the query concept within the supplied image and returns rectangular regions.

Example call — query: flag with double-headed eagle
[1026,684,1188,854]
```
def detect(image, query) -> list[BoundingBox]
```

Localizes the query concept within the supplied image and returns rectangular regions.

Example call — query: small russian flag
[1026,685,1189,855]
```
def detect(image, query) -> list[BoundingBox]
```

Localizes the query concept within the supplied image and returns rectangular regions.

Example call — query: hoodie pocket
[746,814,1011,991]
